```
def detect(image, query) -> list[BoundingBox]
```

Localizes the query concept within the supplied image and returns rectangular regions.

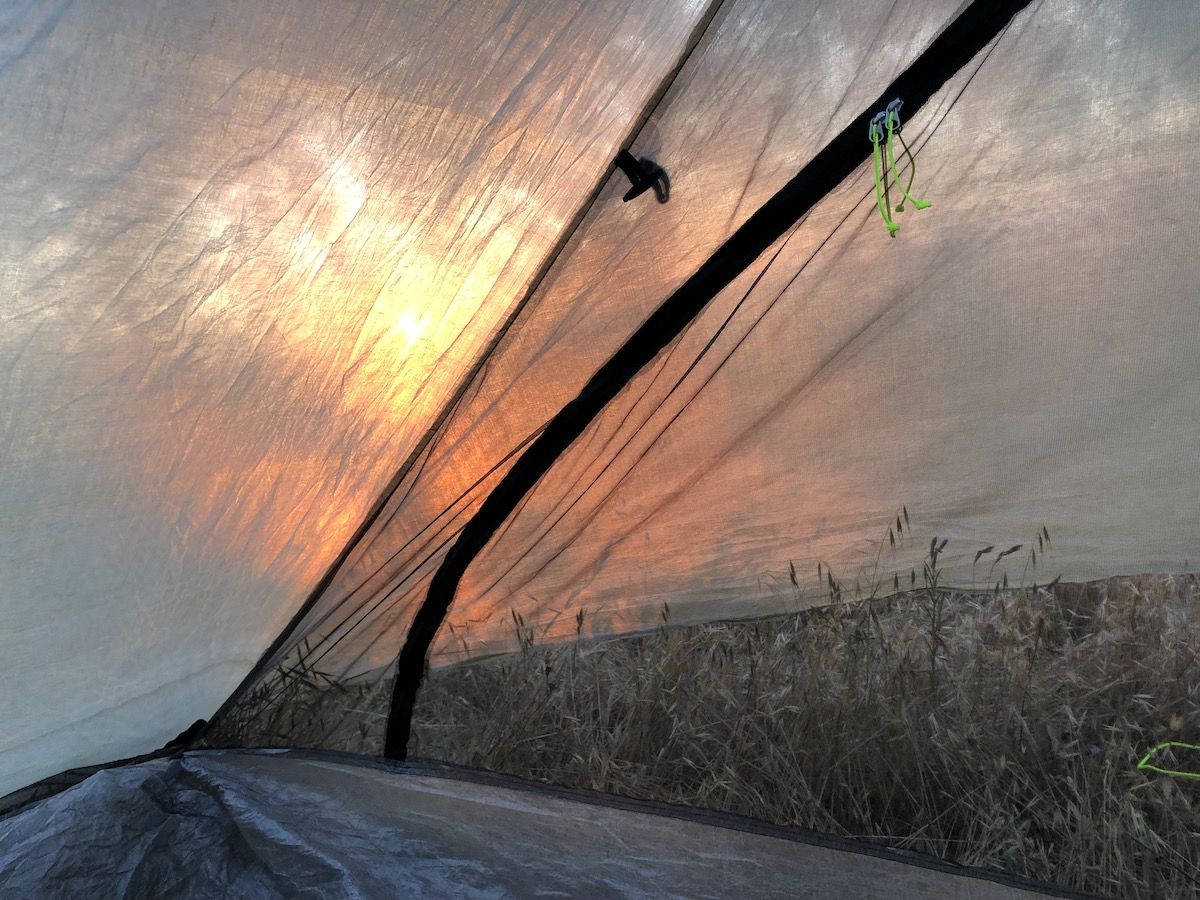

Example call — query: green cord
[885,110,931,213]
[870,119,899,237]
[1137,741,1200,779]
[869,100,931,236]
[881,143,896,222]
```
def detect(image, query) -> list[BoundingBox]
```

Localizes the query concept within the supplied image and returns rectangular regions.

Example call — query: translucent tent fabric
[0,0,714,797]
[236,0,1200,742]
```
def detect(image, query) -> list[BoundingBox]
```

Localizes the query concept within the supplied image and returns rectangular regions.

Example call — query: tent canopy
[2,0,1197,818]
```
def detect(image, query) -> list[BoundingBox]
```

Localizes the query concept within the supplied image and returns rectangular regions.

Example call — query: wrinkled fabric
[5,0,1200,800]
[0,0,708,795]
[0,750,1058,899]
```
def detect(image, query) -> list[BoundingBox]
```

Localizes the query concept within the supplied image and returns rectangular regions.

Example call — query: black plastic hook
[614,149,669,203]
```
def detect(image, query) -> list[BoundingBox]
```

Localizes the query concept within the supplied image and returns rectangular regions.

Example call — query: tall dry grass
[205,643,392,755]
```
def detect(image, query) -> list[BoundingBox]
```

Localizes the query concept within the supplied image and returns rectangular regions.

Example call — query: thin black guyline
[384,0,1039,760]
[478,210,844,603]
[328,163,912,686]
[274,420,549,671]
[289,105,920,698]
[497,204,875,602]
[469,230,802,602]
[342,206,804,640]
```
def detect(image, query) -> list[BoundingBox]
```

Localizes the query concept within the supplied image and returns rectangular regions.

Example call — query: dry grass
[410,572,1200,899]
[204,646,392,756]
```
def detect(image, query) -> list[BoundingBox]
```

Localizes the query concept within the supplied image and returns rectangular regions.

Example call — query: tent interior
[1,0,1197,896]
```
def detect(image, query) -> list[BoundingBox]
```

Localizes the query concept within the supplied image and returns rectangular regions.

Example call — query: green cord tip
[1137,741,1200,779]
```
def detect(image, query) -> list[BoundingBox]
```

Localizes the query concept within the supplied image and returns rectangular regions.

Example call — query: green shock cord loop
[870,114,899,237]
[869,99,930,236]
[885,103,931,213]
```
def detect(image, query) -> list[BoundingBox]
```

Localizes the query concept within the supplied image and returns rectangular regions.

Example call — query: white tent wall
[244,0,1199,700]
[0,0,712,797]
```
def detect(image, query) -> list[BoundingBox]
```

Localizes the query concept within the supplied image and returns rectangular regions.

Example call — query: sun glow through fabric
[0,0,709,797]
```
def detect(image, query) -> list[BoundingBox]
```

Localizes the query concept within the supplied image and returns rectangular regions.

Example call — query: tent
[1,0,1196,894]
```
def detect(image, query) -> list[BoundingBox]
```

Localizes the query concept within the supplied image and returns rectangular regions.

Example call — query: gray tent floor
[0,749,1081,899]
